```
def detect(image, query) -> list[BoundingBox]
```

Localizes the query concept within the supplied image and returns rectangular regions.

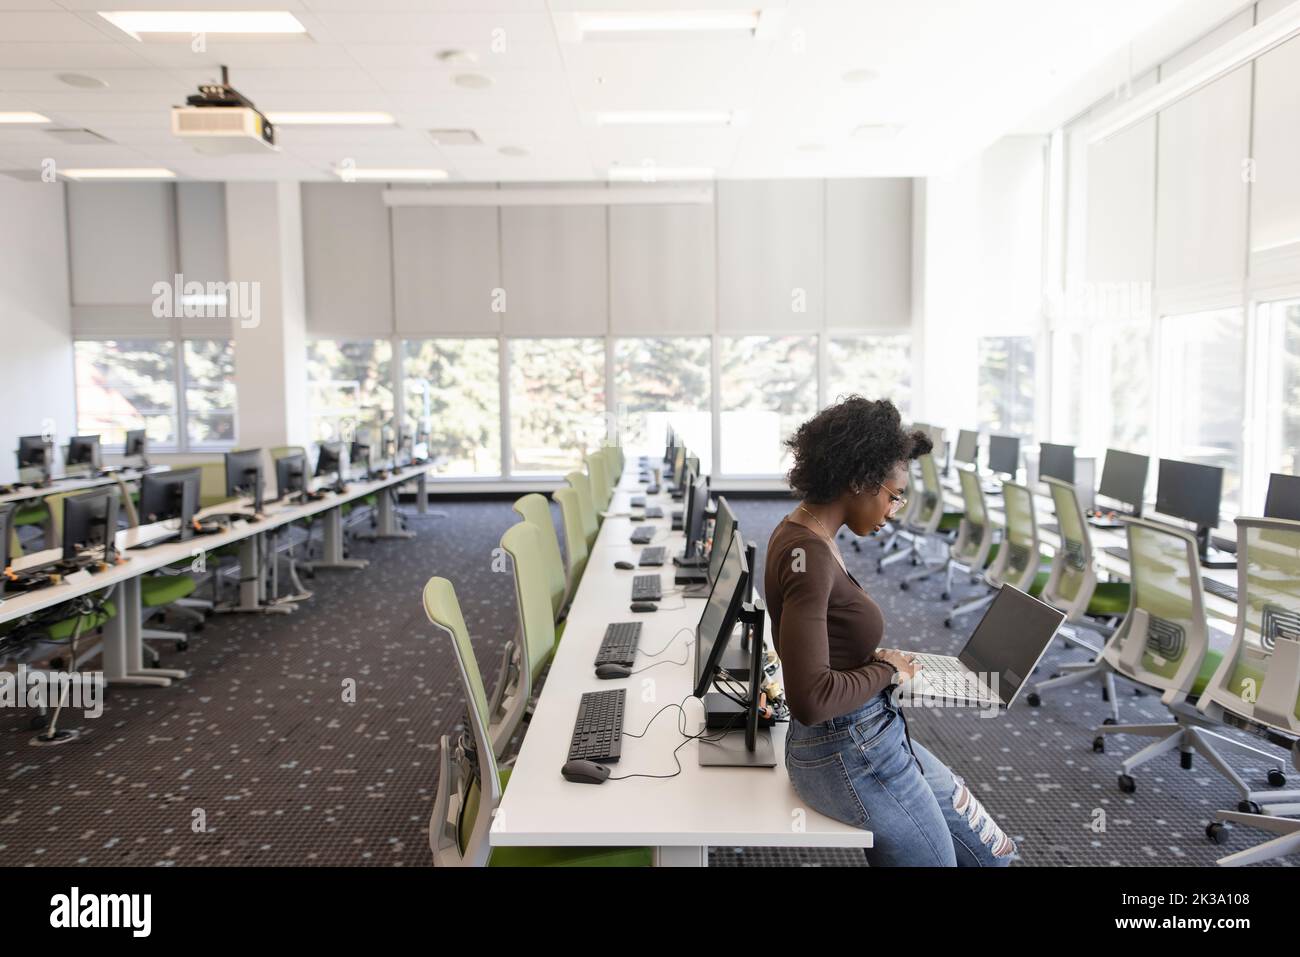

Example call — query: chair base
[1212,812,1300,866]
[1032,659,1121,724]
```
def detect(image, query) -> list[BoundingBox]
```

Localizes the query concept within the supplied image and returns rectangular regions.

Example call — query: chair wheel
[1092,736,1105,753]
[1118,774,1137,794]
[1206,821,1229,845]
[910,557,919,566]
[1268,768,1288,787]
[876,563,884,574]
[1101,686,1110,703]
[1102,717,1117,726]
[899,582,909,591]
[1026,692,1041,707]
[1180,751,1193,770]
[1049,672,1060,680]
[1132,687,1144,696]
[175,640,189,652]
[940,591,950,601]
[1238,800,1261,815]
[943,618,953,629]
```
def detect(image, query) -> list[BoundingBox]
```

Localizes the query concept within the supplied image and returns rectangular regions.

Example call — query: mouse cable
[609,695,730,782]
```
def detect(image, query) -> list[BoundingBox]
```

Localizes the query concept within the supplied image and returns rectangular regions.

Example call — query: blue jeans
[785,691,1017,866]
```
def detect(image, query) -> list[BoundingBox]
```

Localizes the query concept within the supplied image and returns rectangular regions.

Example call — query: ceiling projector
[172,66,277,154]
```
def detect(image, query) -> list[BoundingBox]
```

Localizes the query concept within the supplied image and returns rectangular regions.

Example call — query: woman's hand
[874,648,923,681]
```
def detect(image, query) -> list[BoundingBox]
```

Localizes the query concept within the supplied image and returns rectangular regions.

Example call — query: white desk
[0,467,163,507]
[0,465,428,688]
[492,460,873,866]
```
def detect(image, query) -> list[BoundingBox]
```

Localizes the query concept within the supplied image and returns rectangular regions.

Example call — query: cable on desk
[609,694,731,782]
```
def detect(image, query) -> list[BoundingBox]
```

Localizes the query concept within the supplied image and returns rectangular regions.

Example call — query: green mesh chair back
[1042,476,1095,614]
[174,460,232,509]
[585,452,610,512]
[601,446,621,496]
[270,445,306,461]
[423,576,501,867]
[513,493,566,619]
[552,487,589,591]
[565,470,599,548]
[908,454,944,531]
[500,522,558,685]
[953,466,991,565]
[1199,517,1300,734]
[988,481,1042,590]
[1101,518,1206,692]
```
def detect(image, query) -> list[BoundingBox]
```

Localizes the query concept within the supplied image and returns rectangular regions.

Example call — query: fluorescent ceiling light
[98,11,307,41]
[0,112,51,124]
[596,110,733,126]
[61,168,175,180]
[607,166,714,182]
[577,11,760,36]
[267,112,395,126]
[334,167,448,181]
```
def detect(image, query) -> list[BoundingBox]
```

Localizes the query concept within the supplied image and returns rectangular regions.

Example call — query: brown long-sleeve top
[764,516,897,726]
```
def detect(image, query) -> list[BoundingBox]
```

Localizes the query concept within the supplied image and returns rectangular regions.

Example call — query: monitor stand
[1197,527,1236,570]
[698,603,776,768]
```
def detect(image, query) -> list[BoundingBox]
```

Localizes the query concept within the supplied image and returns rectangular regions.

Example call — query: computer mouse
[595,663,632,679]
[630,602,658,613]
[630,514,645,522]
[561,759,611,785]
[613,560,635,570]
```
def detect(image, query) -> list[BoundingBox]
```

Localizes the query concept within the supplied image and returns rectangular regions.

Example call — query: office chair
[564,470,600,551]
[585,451,611,513]
[1198,516,1300,864]
[424,576,650,867]
[552,487,589,597]
[945,480,1050,628]
[929,465,997,603]
[512,493,569,626]
[897,453,963,589]
[1038,477,1130,654]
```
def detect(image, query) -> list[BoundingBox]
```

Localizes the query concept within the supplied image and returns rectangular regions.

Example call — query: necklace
[796,506,849,576]
[798,504,836,541]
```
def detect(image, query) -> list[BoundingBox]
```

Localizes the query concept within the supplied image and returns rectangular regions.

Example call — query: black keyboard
[632,574,662,601]
[630,527,655,545]
[1104,546,1129,561]
[638,546,666,566]
[645,485,660,495]
[1202,577,1238,603]
[631,496,646,508]
[568,689,625,763]
[645,506,664,519]
[594,621,642,666]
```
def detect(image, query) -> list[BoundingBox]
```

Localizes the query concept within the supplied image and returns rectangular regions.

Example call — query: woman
[764,396,1016,866]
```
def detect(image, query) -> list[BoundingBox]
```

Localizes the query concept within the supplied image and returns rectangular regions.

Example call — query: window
[826,335,911,417]
[1158,308,1245,513]
[719,336,817,476]
[183,339,236,448]
[1049,329,1085,444]
[1102,320,1152,453]
[613,337,711,473]
[74,339,178,449]
[403,338,501,477]
[509,338,605,476]
[305,339,393,447]
[978,335,1035,439]
[1258,298,1300,492]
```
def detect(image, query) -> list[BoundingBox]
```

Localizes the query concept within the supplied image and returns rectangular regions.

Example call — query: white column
[225,183,310,472]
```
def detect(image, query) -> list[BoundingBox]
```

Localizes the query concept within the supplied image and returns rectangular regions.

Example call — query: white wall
[0,182,76,484]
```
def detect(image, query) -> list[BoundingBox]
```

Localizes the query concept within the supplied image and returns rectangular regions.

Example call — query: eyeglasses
[882,486,907,516]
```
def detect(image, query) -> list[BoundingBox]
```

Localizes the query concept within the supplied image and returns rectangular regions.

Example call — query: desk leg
[366,487,414,540]
[102,576,183,685]
[215,532,297,614]
[417,473,428,515]
[654,846,707,867]
[308,505,368,570]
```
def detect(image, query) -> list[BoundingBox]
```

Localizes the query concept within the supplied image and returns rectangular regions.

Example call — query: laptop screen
[958,586,1065,704]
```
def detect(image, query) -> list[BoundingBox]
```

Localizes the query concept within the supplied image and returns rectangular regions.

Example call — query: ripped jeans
[785,690,1017,866]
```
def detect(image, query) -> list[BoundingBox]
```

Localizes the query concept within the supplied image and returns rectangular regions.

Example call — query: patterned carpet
[0,497,1294,866]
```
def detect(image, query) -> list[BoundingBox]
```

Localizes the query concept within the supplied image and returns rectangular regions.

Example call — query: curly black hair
[785,395,932,503]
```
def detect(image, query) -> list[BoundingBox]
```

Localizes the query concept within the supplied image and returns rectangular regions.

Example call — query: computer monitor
[686,453,700,480]
[138,469,199,541]
[275,453,308,501]
[1156,459,1226,564]
[683,475,709,560]
[124,429,147,462]
[954,429,979,466]
[708,496,738,584]
[671,446,687,488]
[224,448,264,512]
[988,435,1020,478]
[62,488,119,565]
[1264,472,1300,522]
[1097,449,1148,515]
[1039,443,1075,485]
[316,441,344,478]
[0,503,14,596]
[65,435,102,472]
[18,435,49,470]
[693,529,750,699]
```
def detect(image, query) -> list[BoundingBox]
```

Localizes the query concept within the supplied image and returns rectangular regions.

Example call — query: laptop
[893,585,1066,710]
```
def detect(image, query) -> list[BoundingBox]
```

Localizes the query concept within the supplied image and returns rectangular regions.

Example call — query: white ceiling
[0,0,1193,182]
